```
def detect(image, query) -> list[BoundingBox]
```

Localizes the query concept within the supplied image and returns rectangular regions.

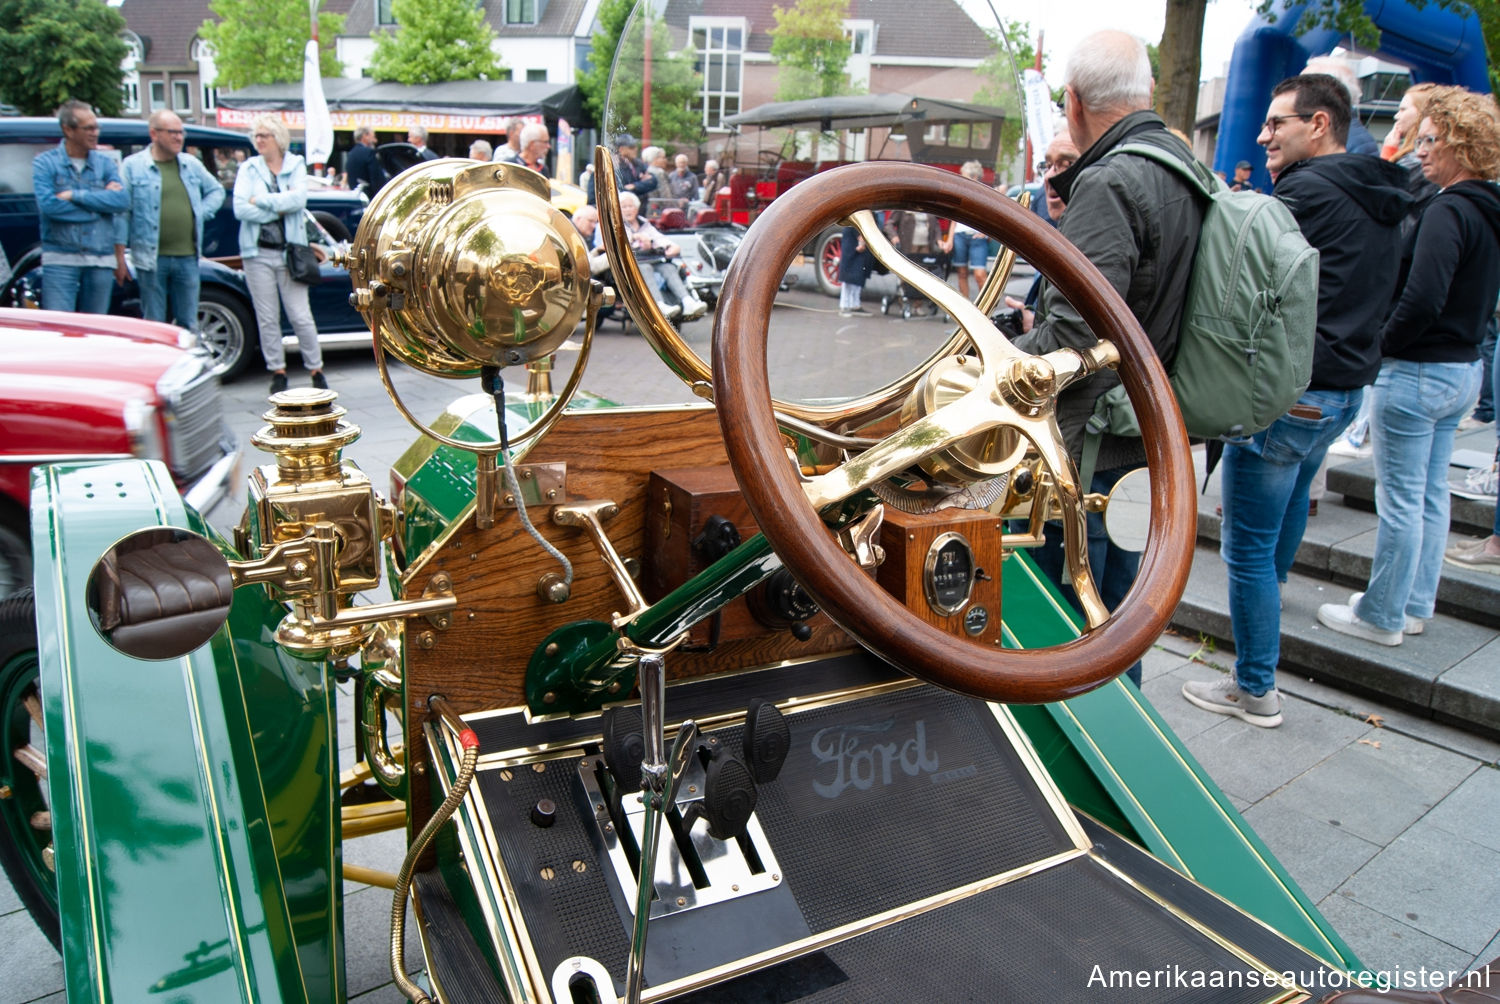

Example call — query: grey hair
[1064,30,1153,114]
[353,125,374,142]
[618,190,641,210]
[520,122,549,146]
[641,145,664,163]
[408,124,429,142]
[469,139,493,160]
[960,159,984,181]
[250,113,290,153]
[57,99,94,129]
[1302,56,1361,105]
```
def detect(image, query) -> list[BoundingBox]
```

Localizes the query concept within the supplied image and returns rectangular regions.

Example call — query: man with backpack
[1182,74,1411,728]
[1010,30,1206,688]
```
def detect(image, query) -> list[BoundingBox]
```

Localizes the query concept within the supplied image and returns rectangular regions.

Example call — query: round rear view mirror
[86,528,235,660]
[1103,468,1153,553]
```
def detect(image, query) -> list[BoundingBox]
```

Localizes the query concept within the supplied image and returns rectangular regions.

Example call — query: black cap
[1235,160,1252,170]
[615,133,638,148]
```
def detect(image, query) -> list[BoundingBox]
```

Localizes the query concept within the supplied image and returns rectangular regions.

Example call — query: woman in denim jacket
[32,100,129,313]
[233,113,323,394]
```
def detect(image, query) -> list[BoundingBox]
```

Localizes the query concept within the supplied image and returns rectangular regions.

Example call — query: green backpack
[1080,143,1320,488]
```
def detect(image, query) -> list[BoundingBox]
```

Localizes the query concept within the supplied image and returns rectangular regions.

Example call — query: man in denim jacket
[113,110,225,331]
[32,100,129,313]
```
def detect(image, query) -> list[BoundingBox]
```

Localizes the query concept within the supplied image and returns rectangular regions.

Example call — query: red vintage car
[0,307,240,597]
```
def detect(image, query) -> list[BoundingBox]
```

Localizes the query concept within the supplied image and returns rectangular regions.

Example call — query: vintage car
[6,6,1446,1002]
[0,306,239,601]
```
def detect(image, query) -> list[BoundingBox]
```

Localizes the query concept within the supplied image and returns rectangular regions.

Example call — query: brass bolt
[431,572,452,591]
[545,488,557,500]
[291,559,309,577]
[521,468,534,480]
[467,611,476,620]
[676,897,686,907]
[543,691,557,704]
[417,631,436,649]
[0,785,11,799]
[545,642,559,656]
[503,494,516,505]
[413,762,426,775]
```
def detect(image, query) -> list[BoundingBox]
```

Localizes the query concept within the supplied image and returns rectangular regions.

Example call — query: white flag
[303,39,333,167]
[1023,68,1054,156]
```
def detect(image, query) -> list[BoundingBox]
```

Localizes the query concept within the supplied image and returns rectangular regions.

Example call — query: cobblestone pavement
[4,264,1497,1001]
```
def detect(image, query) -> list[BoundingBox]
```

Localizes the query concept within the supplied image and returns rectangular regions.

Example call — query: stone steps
[1166,436,1500,738]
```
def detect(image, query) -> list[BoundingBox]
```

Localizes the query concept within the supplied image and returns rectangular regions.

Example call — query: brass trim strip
[987,702,1093,851]
[641,846,1089,1001]
[1087,851,1319,1002]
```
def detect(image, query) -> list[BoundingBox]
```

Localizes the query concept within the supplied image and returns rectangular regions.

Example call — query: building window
[120,32,143,114]
[202,85,218,111]
[377,0,396,25]
[497,68,513,81]
[150,80,166,110]
[690,18,744,130]
[526,68,547,82]
[191,37,218,112]
[172,80,192,111]
[506,0,536,25]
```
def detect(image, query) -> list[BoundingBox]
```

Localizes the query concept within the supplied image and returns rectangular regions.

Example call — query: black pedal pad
[693,753,758,841]
[602,706,645,794]
[742,699,790,784]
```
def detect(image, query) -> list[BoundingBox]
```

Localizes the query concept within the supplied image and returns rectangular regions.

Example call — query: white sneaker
[1348,591,1424,635]
[1452,463,1498,502]
[1181,676,1283,728]
[1316,602,1402,646]
[681,296,708,320]
[1327,439,1372,459]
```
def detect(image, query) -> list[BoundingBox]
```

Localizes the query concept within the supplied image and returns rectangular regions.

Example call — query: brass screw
[731,884,740,892]
[431,572,452,591]
[545,642,559,656]
[543,691,557,704]
[571,860,587,874]
[414,762,426,775]
[676,897,686,907]
[532,763,546,773]
[467,611,476,620]
[521,468,534,480]
[291,559,309,576]
[545,489,557,500]
[417,631,436,649]
[540,866,555,881]
[503,494,516,505]
[499,769,513,781]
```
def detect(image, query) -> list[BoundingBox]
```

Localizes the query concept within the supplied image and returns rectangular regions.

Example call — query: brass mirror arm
[229,524,458,631]
[361,664,407,792]
[1018,423,1110,629]
[552,501,649,626]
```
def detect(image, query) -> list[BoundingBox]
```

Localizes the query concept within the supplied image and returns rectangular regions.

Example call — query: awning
[216,79,588,133]
[722,93,1010,132]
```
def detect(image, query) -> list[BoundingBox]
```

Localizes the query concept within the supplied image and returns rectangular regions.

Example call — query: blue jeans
[1356,360,1483,632]
[950,230,988,270]
[1032,464,1143,687]
[138,255,200,331]
[42,263,113,314]
[1221,388,1363,696]
[1473,315,1496,422]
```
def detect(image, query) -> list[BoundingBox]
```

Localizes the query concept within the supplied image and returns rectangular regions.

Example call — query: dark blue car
[0,117,372,378]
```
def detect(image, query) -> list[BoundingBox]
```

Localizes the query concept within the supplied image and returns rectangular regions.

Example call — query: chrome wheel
[197,289,255,379]
[0,589,57,948]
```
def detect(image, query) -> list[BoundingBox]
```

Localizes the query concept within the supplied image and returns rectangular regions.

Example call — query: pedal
[602,706,646,794]
[682,752,757,841]
[741,699,790,783]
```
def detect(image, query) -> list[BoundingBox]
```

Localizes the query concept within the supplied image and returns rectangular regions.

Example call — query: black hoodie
[1381,179,1500,362]
[1273,153,1414,388]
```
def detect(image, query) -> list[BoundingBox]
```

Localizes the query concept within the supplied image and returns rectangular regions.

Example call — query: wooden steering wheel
[711,163,1196,704]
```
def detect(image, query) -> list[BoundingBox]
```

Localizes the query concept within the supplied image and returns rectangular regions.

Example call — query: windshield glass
[599,0,1032,407]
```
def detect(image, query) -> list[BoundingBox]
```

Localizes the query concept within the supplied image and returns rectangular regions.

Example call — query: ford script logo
[810,718,939,798]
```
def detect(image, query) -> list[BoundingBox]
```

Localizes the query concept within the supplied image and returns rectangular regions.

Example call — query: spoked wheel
[815,229,843,296]
[0,588,58,948]
[713,162,1197,703]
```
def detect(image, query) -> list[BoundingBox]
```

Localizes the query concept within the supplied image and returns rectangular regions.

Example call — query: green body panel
[999,550,1362,971]
[30,460,342,1003]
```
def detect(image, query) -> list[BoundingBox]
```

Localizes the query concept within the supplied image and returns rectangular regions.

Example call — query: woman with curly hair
[1319,88,1500,641]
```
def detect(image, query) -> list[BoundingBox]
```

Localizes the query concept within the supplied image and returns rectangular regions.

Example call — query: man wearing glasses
[32,99,129,313]
[114,110,225,331]
[1183,74,1411,728]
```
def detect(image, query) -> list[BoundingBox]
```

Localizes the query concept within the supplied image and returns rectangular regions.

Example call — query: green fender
[30,459,342,1003]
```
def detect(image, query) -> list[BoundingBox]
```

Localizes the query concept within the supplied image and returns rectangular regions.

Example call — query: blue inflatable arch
[1215,0,1490,189]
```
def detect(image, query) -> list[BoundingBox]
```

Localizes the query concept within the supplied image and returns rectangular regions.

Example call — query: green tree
[768,0,854,101]
[603,9,703,150]
[577,0,633,127]
[0,0,128,116]
[369,0,502,85]
[199,0,343,90]
[975,19,1043,176]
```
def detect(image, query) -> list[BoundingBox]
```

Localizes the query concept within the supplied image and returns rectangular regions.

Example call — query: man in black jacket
[1183,74,1411,728]
[1011,29,1205,687]
[342,125,386,196]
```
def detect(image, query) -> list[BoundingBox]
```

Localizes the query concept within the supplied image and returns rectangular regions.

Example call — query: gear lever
[624,653,697,1004]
